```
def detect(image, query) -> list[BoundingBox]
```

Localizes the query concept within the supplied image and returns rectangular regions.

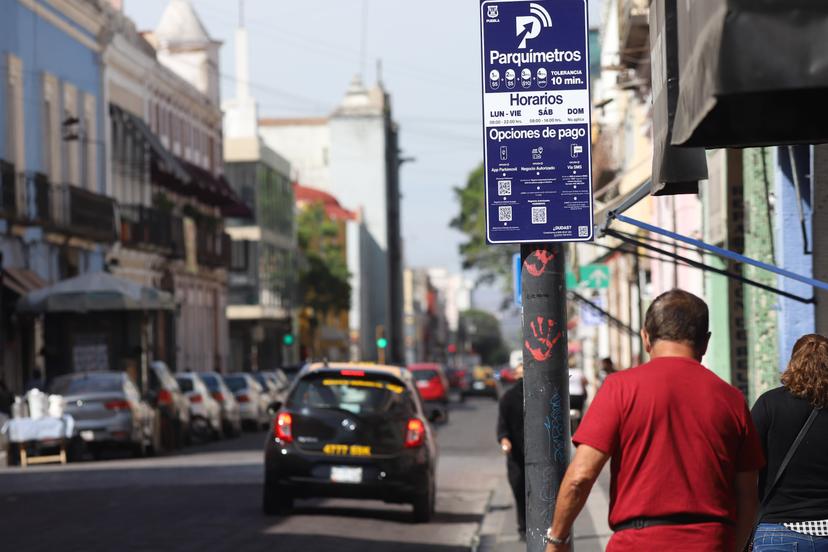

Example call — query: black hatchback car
[263,363,438,522]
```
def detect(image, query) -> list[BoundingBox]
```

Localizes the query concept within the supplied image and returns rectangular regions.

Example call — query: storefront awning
[649,0,708,195]
[671,0,828,148]
[110,104,191,184]
[18,271,175,313]
[179,159,253,218]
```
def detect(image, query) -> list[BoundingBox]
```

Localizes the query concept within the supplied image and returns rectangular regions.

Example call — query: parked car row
[6,364,294,464]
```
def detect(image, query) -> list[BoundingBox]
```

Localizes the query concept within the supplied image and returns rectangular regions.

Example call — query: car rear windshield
[176,378,194,393]
[252,374,269,388]
[50,374,122,395]
[411,370,439,382]
[199,374,220,391]
[288,376,410,416]
[223,375,248,392]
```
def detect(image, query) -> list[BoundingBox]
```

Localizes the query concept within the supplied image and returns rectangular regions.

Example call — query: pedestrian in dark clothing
[751,334,828,551]
[497,363,525,540]
[0,379,13,415]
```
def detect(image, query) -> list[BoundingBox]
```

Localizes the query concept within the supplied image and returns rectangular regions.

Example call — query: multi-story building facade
[575,0,828,407]
[1,0,115,389]
[223,20,297,372]
[259,77,404,363]
[104,0,241,374]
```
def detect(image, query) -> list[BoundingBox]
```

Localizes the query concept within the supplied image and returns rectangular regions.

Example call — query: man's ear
[698,332,712,359]
[641,329,652,353]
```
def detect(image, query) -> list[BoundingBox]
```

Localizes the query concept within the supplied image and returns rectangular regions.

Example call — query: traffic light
[283,333,295,346]
[376,337,388,349]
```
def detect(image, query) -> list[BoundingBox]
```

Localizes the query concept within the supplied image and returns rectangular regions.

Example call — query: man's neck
[649,341,701,362]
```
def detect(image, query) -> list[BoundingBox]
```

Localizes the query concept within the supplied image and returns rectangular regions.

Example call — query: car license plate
[330,466,363,484]
[416,380,428,387]
[474,381,486,390]
[80,430,95,442]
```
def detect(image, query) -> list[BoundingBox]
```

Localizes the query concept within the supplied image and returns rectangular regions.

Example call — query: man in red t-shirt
[544,290,764,552]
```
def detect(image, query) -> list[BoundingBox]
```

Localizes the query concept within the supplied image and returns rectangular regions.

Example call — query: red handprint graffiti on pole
[524,248,557,277]
[524,316,562,361]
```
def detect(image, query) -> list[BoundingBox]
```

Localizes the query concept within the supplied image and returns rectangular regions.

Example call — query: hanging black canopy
[671,0,828,148]
[649,0,708,195]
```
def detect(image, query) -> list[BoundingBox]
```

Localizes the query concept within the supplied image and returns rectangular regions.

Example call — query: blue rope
[614,214,828,292]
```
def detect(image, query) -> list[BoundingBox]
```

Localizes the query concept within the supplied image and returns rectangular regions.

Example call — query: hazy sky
[124,0,603,277]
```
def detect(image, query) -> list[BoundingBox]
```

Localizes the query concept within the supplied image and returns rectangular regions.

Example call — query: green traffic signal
[283,333,295,346]
[376,337,388,349]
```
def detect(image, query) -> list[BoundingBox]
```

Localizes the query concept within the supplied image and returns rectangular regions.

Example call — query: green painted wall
[703,254,732,381]
[742,148,780,404]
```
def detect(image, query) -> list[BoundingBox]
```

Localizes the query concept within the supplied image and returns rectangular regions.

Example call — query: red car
[499,367,518,383]
[408,363,450,423]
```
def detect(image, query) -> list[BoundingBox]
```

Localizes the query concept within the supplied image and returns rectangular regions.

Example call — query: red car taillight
[274,412,293,443]
[157,389,173,406]
[212,392,224,402]
[405,418,425,448]
[105,399,130,411]
[190,394,203,403]
[237,394,250,403]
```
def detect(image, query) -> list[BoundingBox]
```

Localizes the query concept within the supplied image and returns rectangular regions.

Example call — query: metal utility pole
[479,2,590,548]
[520,243,571,550]
[375,324,386,365]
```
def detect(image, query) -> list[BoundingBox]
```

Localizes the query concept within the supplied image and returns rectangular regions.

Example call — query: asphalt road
[0,395,505,552]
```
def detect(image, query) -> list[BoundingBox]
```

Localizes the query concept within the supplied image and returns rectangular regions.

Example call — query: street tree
[460,309,510,366]
[451,164,518,288]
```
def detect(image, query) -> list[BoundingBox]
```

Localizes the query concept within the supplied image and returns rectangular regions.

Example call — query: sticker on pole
[480,0,593,244]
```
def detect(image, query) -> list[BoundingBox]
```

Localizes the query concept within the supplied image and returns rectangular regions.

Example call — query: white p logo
[516,3,552,49]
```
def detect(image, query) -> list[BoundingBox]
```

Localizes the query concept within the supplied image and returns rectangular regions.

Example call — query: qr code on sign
[531,206,547,225]
[498,206,512,222]
[497,180,512,196]
[578,226,589,237]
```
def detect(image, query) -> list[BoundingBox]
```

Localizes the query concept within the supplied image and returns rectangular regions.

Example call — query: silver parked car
[175,373,223,441]
[199,372,242,437]
[251,372,282,406]
[50,372,158,458]
[223,373,268,430]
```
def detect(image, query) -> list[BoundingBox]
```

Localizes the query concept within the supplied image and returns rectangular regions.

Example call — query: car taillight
[105,400,130,411]
[157,389,173,405]
[274,412,293,443]
[212,392,224,402]
[340,370,365,377]
[405,418,425,448]
[237,394,250,403]
[190,394,203,403]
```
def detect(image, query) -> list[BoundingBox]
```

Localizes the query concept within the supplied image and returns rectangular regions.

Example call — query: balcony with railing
[618,0,649,68]
[24,172,51,224]
[120,205,185,258]
[1,160,17,218]
[197,222,231,268]
[53,184,118,243]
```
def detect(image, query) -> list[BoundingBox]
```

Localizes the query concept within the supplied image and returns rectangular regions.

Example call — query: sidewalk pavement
[477,462,612,552]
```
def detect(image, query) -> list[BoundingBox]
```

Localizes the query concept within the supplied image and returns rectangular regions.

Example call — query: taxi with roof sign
[262,362,439,522]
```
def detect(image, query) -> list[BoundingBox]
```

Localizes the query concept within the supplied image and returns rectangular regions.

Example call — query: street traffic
[0,381,509,552]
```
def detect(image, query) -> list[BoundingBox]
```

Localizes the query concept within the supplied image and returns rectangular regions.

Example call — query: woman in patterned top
[751,334,828,551]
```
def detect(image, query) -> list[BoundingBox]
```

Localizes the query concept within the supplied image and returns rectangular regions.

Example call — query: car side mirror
[266,401,282,417]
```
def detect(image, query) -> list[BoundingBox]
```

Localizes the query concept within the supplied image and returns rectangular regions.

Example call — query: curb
[472,477,515,552]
